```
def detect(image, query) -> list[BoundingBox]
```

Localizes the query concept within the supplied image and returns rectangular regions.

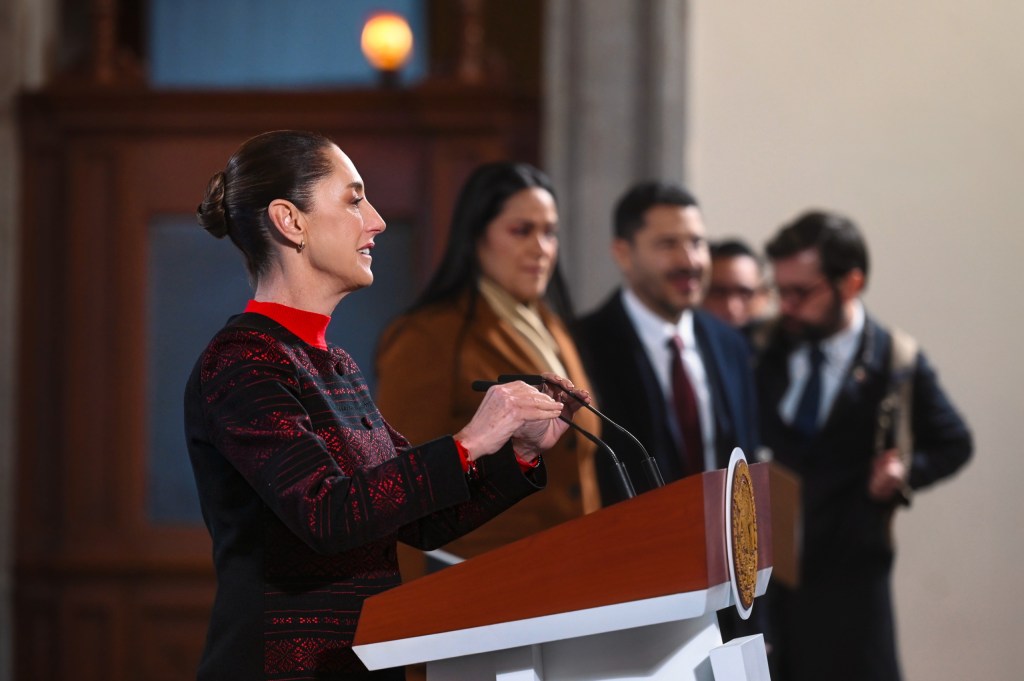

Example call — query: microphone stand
[471,376,638,500]
[494,374,666,490]
[568,395,665,490]
[558,416,635,500]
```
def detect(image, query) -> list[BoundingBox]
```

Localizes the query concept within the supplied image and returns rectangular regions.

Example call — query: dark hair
[613,181,699,241]
[196,130,336,281]
[765,210,870,284]
[710,238,765,270]
[410,161,574,319]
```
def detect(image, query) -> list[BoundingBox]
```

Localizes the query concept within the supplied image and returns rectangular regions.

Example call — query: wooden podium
[354,462,773,680]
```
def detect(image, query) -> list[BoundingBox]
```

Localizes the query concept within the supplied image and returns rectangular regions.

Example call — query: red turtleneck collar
[244,300,330,351]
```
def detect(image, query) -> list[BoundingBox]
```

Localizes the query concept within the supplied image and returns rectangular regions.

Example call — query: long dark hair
[409,161,575,320]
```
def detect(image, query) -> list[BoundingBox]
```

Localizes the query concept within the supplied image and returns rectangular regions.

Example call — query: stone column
[0,2,57,679]
[543,0,689,311]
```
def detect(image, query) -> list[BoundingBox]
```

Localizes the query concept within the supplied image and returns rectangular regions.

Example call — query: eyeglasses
[706,285,764,302]
[774,278,830,305]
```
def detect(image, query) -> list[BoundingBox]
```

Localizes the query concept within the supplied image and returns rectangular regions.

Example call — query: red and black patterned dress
[185,308,544,680]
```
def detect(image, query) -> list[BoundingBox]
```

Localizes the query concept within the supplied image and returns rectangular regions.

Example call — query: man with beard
[757,210,972,681]
[573,181,759,504]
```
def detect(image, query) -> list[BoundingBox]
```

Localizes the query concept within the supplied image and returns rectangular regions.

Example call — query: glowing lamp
[361,12,414,78]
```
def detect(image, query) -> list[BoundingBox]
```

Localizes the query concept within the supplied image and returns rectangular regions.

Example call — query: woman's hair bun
[196,171,229,238]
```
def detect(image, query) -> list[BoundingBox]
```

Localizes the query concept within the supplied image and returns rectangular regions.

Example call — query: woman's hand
[512,373,593,462]
[538,372,591,420]
[454,380,564,463]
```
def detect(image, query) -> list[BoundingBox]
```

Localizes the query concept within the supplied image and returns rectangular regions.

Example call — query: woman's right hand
[453,381,564,462]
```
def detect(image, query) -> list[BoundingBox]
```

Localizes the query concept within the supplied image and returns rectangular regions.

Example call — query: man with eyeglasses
[756,210,972,681]
[704,239,771,330]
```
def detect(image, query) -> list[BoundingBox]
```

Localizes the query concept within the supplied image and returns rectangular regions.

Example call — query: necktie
[793,343,825,437]
[669,335,704,475]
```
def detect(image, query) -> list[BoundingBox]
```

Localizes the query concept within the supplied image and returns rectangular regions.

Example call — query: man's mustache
[666,268,703,280]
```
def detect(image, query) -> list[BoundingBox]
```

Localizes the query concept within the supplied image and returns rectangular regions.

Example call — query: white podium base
[427,613,723,681]
[710,634,771,681]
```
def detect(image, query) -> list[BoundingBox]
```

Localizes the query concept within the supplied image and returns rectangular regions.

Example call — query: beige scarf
[478,277,568,377]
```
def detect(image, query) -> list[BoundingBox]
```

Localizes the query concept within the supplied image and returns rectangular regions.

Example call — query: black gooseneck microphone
[471,375,637,500]
[495,374,665,491]
[556,416,636,500]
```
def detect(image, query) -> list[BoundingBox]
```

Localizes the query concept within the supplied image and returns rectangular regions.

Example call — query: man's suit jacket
[757,314,972,579]
[756,313,972,681]
[573,290,760,505]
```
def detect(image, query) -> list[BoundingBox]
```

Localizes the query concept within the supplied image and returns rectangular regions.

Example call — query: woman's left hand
[512,373,592,462]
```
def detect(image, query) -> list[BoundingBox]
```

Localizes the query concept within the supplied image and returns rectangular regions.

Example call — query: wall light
[361,12,414,87]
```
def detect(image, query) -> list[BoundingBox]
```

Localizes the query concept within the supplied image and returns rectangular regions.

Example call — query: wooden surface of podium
[354,462,774,680]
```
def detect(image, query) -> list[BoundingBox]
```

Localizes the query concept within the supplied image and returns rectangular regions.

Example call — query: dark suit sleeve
[696,313,761,463]
[572,314,631,504]
[907,351,973,489]
[574,308,667,503]
[732,330,762,456]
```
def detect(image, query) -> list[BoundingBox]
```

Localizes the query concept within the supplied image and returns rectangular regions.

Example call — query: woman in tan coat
[375,162,600,566]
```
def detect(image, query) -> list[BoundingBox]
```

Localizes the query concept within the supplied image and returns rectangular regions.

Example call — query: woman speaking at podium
[186,130,588,680]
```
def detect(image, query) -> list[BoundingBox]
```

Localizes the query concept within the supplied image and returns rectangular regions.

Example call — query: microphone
[497,374,665,491]
[469,374,544,392]
[472,375,636,500]
[557,416,635,500]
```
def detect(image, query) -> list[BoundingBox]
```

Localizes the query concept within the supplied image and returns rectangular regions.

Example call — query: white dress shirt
[621,288,717,471]
[780,300,866,429]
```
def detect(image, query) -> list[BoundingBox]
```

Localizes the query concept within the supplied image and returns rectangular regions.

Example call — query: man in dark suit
[573,181,759,504]
[757,210,972,681]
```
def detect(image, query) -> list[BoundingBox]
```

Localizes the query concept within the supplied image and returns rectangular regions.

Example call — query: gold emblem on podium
[729,456,759,613]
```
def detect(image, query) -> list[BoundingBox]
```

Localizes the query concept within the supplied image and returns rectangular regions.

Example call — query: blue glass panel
[146,215,416,524]
[149,0,427,88]
[147,217,250,524]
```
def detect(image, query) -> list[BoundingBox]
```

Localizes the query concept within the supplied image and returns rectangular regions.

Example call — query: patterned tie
[669,335,704,475]
[793,343,825,437]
